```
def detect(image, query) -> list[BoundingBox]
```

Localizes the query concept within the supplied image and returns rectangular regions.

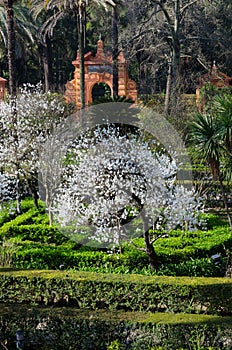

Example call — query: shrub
[107,340,125,350]
[131,226,232,265]
[0,270,232,315]
[0,305,231,350]
[0,209,41,234]
[201,212,228,229]
[1,200,231,277]
[6,240,227,277]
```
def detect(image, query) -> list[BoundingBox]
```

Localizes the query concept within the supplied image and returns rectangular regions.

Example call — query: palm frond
[188,112,223,172]
[40,10,65,39]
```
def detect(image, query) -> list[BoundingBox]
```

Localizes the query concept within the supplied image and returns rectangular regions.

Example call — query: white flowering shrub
[37,100,204,268]
[53,125,204,250]
[0,83,66,206]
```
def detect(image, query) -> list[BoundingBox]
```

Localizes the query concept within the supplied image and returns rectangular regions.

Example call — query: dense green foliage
[0,304,231,350]
[0,199,231,348]
[0,198,231,277]
[0,270,231,315]
[0,199,232,276]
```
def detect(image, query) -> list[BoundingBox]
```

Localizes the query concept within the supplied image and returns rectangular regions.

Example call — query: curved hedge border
[0,305,232,350]
[0,270,231,315]
[0,241,224,277]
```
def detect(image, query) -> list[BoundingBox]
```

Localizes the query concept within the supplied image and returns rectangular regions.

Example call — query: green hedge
[138,226,232,264]
[0,224,68,244]
[0,305,231,350]
[12,244,149,271]
[1,203,231,277]
[0,198,48,231]
[0,270,231,315]
[7,242,223,277]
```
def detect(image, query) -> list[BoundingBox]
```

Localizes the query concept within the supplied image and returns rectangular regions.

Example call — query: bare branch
[196,56,210,71]
[151,234,168,245]
[180,0,198,14]
[130,240,146,252]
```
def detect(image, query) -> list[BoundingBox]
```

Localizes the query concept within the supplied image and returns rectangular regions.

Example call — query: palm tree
[0,2,35,49]
[2,0,21,212]
[213,94,232,155]
[111,4,118,98]
[189,112,232,229]
[2,0,16,96]
[30,3,54,91]
[0,2,37,83]
[34,0,115,109]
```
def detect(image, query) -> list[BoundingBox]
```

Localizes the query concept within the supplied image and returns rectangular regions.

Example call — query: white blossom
[52,126,203,246]
[0,83,66,201]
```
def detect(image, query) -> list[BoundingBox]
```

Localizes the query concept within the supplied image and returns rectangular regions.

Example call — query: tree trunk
[15,177,21,214]
[55,45,59,91]
[158,0,181,114]
[5,0,16,97]
[219,177,232,230]
[42,34,53,92]
[212,158,232,230]
[112,6,118,98]
[27,177,39,209]
[77,5,85,110]
[164,56,172,116]
[172,0,181,91]
[141,213,157,270]
[45,186,53,226]
[5,0,21,214]
[168,0,181,116]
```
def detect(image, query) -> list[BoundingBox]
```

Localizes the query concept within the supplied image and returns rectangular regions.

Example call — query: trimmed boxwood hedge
[1,199,231,277]
[5,242,223,277]
[0,270,231,315]
[0,224,68,244]
[0,305,231,350]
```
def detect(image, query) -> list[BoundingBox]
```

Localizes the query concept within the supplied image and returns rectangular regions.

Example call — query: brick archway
[65,39,137,108]
[87,73,113,104]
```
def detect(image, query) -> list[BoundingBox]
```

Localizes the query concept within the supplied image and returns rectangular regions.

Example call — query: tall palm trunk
[77,4,85,110]
[4,0,16,96]
[4,0,21,213]
[112,6,118,98]
[42,33,53,92]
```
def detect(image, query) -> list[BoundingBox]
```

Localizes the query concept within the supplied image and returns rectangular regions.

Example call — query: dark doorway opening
[92,83,111,102]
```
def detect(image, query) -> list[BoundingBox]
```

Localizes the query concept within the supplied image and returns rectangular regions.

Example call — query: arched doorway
[64,39,137,108]
[92,82,111,102]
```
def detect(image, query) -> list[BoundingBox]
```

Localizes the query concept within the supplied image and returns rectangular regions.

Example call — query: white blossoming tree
[52,125,203,270]
[0,83,67,212]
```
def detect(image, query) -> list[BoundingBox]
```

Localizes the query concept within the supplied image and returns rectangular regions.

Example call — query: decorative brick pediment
[196,63,232,109]
[198,62,232,88]
[64,40,137,108]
